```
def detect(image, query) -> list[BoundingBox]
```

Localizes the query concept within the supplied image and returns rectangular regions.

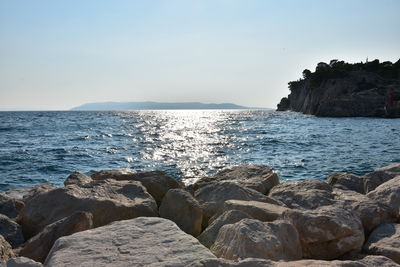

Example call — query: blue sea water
[0,110,399,191]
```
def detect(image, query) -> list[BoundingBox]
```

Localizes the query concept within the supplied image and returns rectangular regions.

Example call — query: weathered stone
[364,223,400,264]
[5,257,43,267]
[355,255,400,267]
[194,181,283,228]
[159,189,203,236]
[367,175,400,218]
[284,205,365,260]
[197,210,251,248]
[363,163,400,193]
[20,211,93,263]
[0,214,24,248]
[269,180,334,210]
[213,200,289,224]
[328,172,365,194]
[189,258,276,267]
[0,235,14,261]
[211,219,302,261]
[20,179,158,238]
[2,185,55,202]
[44,217,216,266]
[91,170,182,205]
[199,165,280,194]
[63,172,92,186]
[190,256,399,267]
[0,194,24,220]
[274,256,399,266]
[334,189,395,235]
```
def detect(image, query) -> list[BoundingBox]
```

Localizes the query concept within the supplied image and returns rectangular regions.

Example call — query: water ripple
[0,110,399,191]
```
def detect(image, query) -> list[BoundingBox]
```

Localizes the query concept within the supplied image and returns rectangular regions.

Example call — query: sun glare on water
[130,110,237,183]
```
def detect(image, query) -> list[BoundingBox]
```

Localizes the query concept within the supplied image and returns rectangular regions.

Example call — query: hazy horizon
[1,0,399,110]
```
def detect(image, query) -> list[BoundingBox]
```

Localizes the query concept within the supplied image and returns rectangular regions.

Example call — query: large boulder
[20,179,158,238]
[0,214,24,248]
[5,257,43,267]
[363,223,400,264]
[0,235,14,261]
[20,211,93,263]
[333,189,395,235]
[197,210,251,248]
[211,219,302,261]
[284,205,365,260]
[159,188,203,236]
[210,200,288,225]
[91,170,182,205]
[194,165,280,194]
[367,175,400,218]
[328,172,365,194]
[194,181,283,228]
[0,194,24,220]
[63,172,92,186]
[269,180,334,210]
[44,217,216,266]
[362,163,400,193]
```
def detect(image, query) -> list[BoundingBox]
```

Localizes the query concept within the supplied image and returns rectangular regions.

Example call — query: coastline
[1,163,399,266]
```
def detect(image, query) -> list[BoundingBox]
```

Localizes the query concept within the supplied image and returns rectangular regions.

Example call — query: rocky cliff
[277,59,400,117]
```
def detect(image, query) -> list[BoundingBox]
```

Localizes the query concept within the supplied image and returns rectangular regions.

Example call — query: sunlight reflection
[137,110,231,182]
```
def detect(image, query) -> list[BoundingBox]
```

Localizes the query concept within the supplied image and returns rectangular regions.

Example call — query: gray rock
[364,223,400,264]
[20,211,93,263]
[0,235,14,262]
[44,217,216,266]
[355,256,400,267]
[5,257,43,267]
[2,185,55,203]
[204,165,280,194]
[367,175,400,218]
[328,172,365,194]
[363,163,400,193]
[159,189,203,236]
[0,194,24,220]
[197,210,251,248]
[211,219,302,261]
[0,214,24,248]
[190,256,400,267]
[189,258,276,267]
[194,181,283,228]
[213,200,289,224]
[269,180,334,210]
[333,189,395,235]
[91,170,182,205]
[63,172,92,186]
[274,256,399,266]
[284,205,365,260]
[20,179,158,238]
[191,255,399,267]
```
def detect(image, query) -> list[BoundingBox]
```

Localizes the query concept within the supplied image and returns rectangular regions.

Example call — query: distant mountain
[71,101,263,111]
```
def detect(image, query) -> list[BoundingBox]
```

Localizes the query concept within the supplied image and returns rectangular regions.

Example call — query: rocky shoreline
[277,59,400,117]
[1,164,400,266]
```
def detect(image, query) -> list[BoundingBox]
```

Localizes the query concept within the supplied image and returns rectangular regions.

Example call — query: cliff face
[277,60,400,117]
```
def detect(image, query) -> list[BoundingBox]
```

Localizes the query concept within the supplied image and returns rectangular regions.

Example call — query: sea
[0,110,399,191]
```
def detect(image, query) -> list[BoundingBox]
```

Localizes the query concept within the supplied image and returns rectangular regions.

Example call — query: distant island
[71,101,263,111]
[277,59,400,117]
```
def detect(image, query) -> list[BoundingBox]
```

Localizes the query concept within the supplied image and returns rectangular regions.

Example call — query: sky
[0,0,399,110]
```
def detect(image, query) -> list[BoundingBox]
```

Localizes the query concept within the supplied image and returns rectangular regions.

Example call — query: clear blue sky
[1,0,399,110]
